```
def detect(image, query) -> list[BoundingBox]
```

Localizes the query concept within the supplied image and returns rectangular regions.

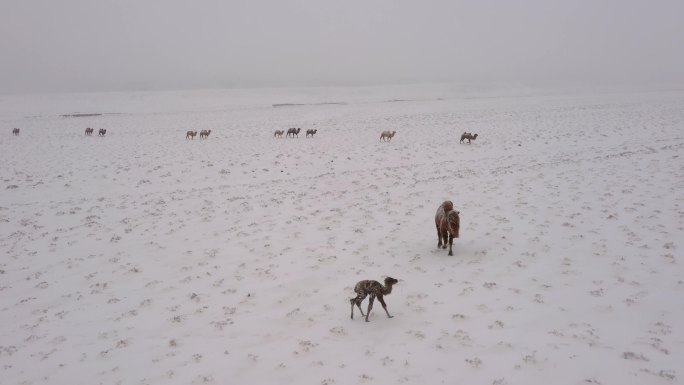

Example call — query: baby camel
[350,277,398,322]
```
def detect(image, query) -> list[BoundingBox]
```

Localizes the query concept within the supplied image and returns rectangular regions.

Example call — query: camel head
[447,210,460,237]
[384,277,399,286]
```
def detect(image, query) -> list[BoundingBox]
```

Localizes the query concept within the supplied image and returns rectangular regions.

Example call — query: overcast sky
[1,0,683,93]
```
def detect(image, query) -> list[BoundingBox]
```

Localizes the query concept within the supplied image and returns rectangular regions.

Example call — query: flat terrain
[1,85,683,384]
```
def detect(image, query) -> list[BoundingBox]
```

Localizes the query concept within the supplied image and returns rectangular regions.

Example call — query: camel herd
[273,128,320,138]
[275,129,475,144]
[9,122,469,324]
[11,127,479,144]
[83,128,106,136]
[186,130,213,139]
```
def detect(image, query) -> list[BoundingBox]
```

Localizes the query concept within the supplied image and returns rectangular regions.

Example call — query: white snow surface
[1,85,683,384]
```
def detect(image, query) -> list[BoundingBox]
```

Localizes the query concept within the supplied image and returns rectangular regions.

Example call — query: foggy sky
[1,0,683,94]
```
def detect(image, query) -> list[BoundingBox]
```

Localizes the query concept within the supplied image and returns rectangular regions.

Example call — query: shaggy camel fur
[286,127,301,138]
[435,200,460,256]
[350,277,399,322]
[460,132,478,144]
[200,129,212,139]
[380,130,396,141]
[273,130,284,138]
[306,129,317,138]
[186,130,197,139]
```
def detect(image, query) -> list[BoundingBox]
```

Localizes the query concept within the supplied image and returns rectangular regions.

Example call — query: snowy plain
[1,84,683,385]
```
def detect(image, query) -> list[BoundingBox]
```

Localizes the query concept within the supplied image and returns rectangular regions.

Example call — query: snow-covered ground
[1,85,683,384]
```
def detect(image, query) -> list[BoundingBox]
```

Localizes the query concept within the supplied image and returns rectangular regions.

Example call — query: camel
[435,201,460,256]
[306,129,317,138]
[85,127,94,136]
[98,128,107,137]
[274,130,284,138]
[200,129,212,139]
[186,130,197,139]
[12,128,20,136]
[380,130,396,141]
[460,132,478,144]
[350,277,399,322]
[286,127,301,138]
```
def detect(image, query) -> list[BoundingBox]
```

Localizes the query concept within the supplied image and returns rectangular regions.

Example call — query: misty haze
[1,1,683,385]
[1,0,684,93]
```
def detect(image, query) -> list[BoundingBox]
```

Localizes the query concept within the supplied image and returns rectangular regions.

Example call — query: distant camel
[98,128,107,137]
[306,129,317,138]
[200,129,212,139]
[435,200,460,256]
[380,130,396,141]
[350,277,399,322]
[85,127,94,136]
[273,130,284,138]
[12,128,20,136]
[286,127,301,138]
[460,132,478,144]
[186,130,197,139]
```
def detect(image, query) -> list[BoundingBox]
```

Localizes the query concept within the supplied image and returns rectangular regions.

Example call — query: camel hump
[442,200,454,212]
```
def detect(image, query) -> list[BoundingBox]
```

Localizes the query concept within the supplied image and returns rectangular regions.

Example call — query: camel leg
[350,299,355,320]
[365,295,375,322]
[378,295,393,318]
[448,234,454,256]
[441,229,449,249]
[350,294,367,319]
[436,225,442,248]
[356,299,366,318]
